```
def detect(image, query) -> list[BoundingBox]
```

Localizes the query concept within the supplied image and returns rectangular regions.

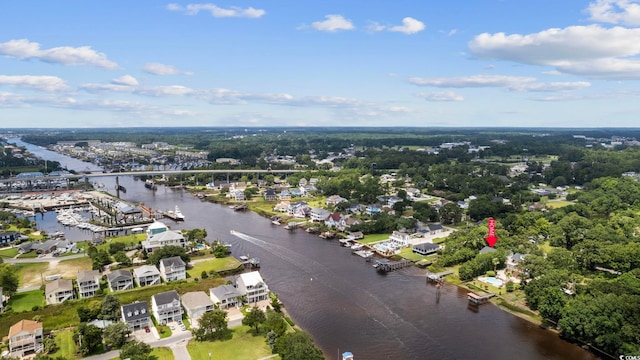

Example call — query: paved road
[4,253,87,264]
[82,332,193,360]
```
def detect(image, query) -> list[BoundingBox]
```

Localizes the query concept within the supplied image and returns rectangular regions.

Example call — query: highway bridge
[0,168,301,186]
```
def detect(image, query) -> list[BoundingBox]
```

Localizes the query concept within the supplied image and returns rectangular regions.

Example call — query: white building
[159,256,187,282]
[152,290,183,324]
[181,291,214,328]
[77,270,101,298]
[236,271,269,304]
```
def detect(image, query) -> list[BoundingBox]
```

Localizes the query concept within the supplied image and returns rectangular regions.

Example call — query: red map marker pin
[485,217,498,247]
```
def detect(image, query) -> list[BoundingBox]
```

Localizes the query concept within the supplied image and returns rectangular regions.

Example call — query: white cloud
[166,3,265,18]
[136,85,197,97]
[310,15,354,32]
[468,25,640,79]
[0,75,68,92]
[0,39,118,69]
[509,81,591,92]
[143,63,192,76]
[111,75,138,86]
[389,17,425,35]
[416,91,464,102]
[587,0,640,26]
[408,74,536,88]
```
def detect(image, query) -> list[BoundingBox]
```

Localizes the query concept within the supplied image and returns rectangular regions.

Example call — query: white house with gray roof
[151,290,183,324]
[159,256,186,282]
[76,270,101,298]
[209,285,242,309]
[133,265,161,287]
[107,270,133,292]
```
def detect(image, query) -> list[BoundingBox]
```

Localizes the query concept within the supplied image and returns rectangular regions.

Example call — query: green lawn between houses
[7,290,44,312]
[360,233,389,244]
[52,328,77,360]
[187,257,243,279]
[0,247,19,258]
[186,325,277,360]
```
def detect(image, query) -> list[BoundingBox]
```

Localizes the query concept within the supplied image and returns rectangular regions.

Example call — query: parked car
[144,326,150,333]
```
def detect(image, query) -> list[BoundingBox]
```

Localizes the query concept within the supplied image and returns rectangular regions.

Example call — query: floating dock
[427,270,454,283]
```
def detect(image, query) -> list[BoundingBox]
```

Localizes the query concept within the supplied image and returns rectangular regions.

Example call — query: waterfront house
[344,217,362,229]
[159,256,186,282]
[151,290,183,324]
[325,195,348,206]
[389,231,412,247]
[107,269,133,292]
[181,291,214,328]
[0,231,20,246]
[310,207,331,222]
[142,228,186,253]
[230,189,245,201]
[76,270,101,298]
[413,243,440,256]
[325,212,345,229]
[45,279,74,304]
[8,320,43,357]
[287,201,310,218]
[298,178,308,186]
[133,265,161,287]
[209,285,242,309]
[236,271,269,304]
[273,201,290,212]
[264,189,277,201]
[121,301,150,331]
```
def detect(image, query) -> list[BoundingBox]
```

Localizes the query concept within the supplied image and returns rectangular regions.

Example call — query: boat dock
[427,270,454,283]
[238,255,261,268]
[373,258,412,273]
[283,221,306,231]
[467,292,495,305]
[229,203,248,211]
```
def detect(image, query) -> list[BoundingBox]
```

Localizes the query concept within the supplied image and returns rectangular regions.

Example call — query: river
[14,139,597,360]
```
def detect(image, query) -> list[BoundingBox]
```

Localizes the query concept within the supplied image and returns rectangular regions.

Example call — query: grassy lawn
[398,247,437,262]
[187,257,243,278]
[8,290,45,312]
[152,347,174,360]
[52,328,77,360]
[545,200,574,209]
[95,234,146,253]
[187,325,277,360]
[17,252,39,258]
[0,247,18,258]
[158,324,172,339]
[360,233,389,244]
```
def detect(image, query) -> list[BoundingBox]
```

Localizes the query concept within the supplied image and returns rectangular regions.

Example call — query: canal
[15,139,597,360]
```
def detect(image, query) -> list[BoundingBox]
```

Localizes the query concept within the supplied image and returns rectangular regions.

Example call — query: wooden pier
[467,292,495,305]
[373,258,412,273]
[427,270,454,283]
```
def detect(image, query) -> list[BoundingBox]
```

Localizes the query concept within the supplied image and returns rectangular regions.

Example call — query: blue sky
[2,0,640,128]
